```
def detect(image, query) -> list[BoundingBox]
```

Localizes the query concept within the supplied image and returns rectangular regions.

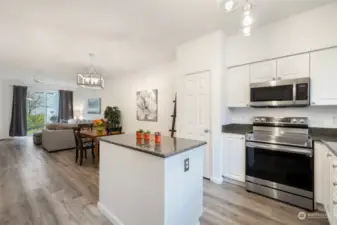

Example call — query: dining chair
[77,124,95,158]
[72,128,95,165]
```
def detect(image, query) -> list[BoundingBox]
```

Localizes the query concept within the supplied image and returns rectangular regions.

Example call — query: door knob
[204,129,210,133]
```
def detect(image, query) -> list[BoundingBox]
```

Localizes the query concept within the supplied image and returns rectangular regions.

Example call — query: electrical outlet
[184,158,189,172]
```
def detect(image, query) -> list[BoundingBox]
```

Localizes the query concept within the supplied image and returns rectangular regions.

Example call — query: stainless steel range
[245,117,314,210]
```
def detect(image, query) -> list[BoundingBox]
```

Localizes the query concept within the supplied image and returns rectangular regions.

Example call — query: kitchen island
[98,134,206,225]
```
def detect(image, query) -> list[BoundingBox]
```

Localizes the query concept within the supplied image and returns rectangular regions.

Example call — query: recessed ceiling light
[243,27,251,36]
[217,0,238,12]
[225,0,235,11]
[242,15,253,27]
[243,2,253,14]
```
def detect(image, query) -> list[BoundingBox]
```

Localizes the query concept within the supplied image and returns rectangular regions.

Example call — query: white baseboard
[222,176,245,187]
[97,202,124,225]
[210,176,223,184]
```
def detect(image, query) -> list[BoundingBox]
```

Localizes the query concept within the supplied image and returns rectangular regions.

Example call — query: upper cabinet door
[277,54,310,80]
[311,48,337,106]
[227,66,250,107]
[250,60,277,83]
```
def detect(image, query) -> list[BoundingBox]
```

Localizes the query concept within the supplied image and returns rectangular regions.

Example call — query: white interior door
[180,71,211,179]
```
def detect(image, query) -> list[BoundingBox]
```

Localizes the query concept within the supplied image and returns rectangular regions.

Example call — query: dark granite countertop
[310,128,337,156]
[222,124,252,135]
[99,134,207,158]
[310,128,337,142]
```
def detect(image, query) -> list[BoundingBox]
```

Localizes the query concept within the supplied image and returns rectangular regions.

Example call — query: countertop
[100,134,207,158]
[222,124,252,135]
[221,125,337,156]
[310,128,337,157]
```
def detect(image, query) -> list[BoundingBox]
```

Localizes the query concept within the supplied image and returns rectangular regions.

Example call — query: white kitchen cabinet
[227,66,250,107]
[331,155,337,225]
[277,54,310,80]
[316,142,337,225]
[311,48,337,106]
[314,142,326,205]
[222,133,245,182]
[250,60,276,83]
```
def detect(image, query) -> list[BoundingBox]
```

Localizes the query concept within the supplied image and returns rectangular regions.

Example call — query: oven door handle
[246,142,312,156]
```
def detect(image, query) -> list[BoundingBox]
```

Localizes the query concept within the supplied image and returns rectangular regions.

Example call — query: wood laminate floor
[0,138,329,225]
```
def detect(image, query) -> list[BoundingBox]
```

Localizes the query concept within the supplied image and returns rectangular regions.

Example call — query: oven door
[246,141,314,195]
[250,80,294,107]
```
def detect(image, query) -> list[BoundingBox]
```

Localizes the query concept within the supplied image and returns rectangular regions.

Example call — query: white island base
[98,139,204,225]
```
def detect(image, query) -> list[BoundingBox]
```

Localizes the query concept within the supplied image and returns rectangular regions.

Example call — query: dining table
[80,129,123,165]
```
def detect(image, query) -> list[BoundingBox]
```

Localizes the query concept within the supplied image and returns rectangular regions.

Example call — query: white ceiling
[0,0,335,83]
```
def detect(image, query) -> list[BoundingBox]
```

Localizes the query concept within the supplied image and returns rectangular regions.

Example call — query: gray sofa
[42,123,78,152]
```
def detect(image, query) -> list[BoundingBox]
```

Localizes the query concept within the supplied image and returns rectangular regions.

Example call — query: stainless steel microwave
[250,78,310,107]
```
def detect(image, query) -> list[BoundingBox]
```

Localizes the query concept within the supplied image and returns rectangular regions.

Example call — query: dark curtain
[58,90,74,121]
[9,85,28,137]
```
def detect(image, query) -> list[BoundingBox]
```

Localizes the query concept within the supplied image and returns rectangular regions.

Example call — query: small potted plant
[136,129,144,139]
[94,119,105,134]
[136,138,143,146]
[144,130,151,140]
[155,132,161,144]
[104,106,122,133]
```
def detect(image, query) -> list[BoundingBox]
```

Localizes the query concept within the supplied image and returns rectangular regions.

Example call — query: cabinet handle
[278,77,281,80]
[327,153,332,158]
[312,102,316,105]
[333,165,337,169]
[272,77,275,80]
[333,182,337,186]
[241,137,244,140]
[334,201,337,205]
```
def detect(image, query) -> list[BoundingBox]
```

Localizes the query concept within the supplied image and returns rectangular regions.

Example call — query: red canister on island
[155,132,161,144]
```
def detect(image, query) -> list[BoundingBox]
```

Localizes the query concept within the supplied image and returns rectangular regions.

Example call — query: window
[26,90,59,135]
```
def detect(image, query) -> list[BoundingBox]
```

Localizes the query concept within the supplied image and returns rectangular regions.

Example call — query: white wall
[73,87,104,120]
[103,62,177,136]
[224,2,337,128]
[176,30,227,183]
[226,2,337,67]
[0,79,13,139]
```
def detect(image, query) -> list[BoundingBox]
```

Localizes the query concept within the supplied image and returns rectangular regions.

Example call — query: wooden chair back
[72,128,79,148]
[78,123,93,131]
[72,128,84,149]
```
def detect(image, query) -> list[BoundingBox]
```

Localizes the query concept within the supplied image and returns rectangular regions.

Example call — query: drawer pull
[333,182,337,186]
[333,165,337,169]
[327,153,332,158]
[334,201,337,205]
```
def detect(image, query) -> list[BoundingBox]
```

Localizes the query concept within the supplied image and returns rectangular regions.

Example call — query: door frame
[177,70,213,179]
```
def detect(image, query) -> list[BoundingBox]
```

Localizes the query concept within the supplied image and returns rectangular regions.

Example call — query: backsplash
[228,106,337,128]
